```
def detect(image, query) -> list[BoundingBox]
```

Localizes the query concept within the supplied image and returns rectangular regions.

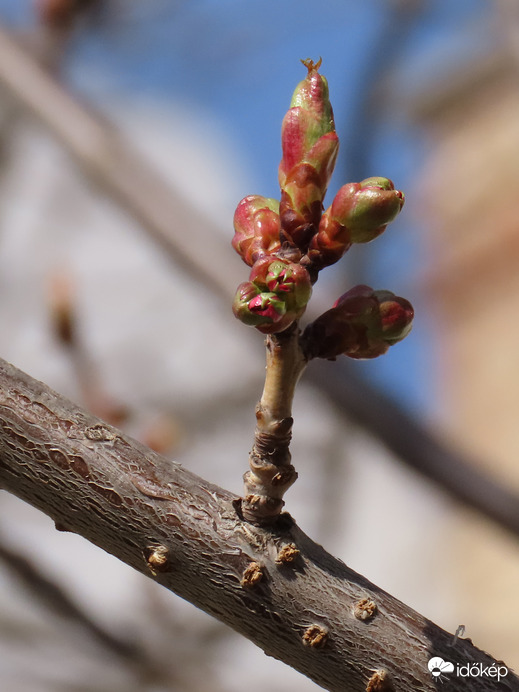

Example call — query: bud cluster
[231,59,413,358]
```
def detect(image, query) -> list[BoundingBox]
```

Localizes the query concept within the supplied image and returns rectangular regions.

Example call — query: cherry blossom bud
[233,257,312,334]
[232,195,281,266]
[278,59,339,252]
[330,177,404,244]
[302,285,413,360]
[250,257,312,311]
[374,291,414,344]
[305,178,404,271]
[232,282,286,330]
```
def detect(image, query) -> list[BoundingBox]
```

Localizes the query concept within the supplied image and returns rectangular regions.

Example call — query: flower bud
[250,257,312,311]
[278,59,339,252]
[330,177,404,244]
[232,282,286,329]
[233,258,312,334]
[232,196,281,266]
[374,291,414,344]
[303,285,413,360]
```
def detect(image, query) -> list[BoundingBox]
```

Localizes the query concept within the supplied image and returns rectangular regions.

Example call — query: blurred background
[0,0,518,690]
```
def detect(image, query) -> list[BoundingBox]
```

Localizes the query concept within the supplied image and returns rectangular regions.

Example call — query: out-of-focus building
[411,48,519,668]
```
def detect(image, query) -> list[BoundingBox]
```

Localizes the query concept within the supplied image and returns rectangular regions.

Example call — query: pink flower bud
[330,178,404,244]
[374,292,414,343]
[278,59,339,252]
[232,196,281,266]
[232,282,262,326]
[233,257,312,335]
[302,285,413,360]
[250,257,312,311]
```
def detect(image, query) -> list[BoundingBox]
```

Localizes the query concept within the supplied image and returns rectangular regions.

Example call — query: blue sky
[0,0,494,411]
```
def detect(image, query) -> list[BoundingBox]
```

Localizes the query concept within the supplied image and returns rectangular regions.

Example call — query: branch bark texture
[242,326,307,524]
[0,357,517,692]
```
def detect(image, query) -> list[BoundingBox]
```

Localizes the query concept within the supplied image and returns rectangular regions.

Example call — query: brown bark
[0,357,516,692]
[242,326,307,524]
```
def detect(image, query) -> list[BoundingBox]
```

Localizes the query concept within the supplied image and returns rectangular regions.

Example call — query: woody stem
[241,324,307,525]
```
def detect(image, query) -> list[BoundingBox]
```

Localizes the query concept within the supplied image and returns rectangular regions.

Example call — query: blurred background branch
[0,19,235,303]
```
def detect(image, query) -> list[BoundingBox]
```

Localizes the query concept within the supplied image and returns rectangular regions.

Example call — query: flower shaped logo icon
[428,657,454,683]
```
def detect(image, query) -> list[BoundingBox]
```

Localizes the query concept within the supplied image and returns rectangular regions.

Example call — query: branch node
[240,561,265,588]
[354,597,378,621]
[85,424,116,442]
[302,624,328,649]
[144,545,171,576]
[271,467,298,487]
[275,543,300,565]
[366,670,394,692]
[242,494,284,525]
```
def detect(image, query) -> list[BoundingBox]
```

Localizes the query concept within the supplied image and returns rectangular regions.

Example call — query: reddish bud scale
[232,196,281,267]
[306,211,352,272]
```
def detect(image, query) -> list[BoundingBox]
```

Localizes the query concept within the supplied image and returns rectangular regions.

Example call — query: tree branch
[0,357,517,692]
[242,325,307,524]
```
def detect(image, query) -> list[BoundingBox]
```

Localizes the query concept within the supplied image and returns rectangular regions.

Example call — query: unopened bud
[305,210,352,272]
[232,282,290,333]
[233,257,312,334]
[374,291,414,344]
[278,59,339,252]
[331,177,404,244]
[250,257,312,311]
[232,195,281,266]
[232,282,263,326]
[303,285,413,360]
